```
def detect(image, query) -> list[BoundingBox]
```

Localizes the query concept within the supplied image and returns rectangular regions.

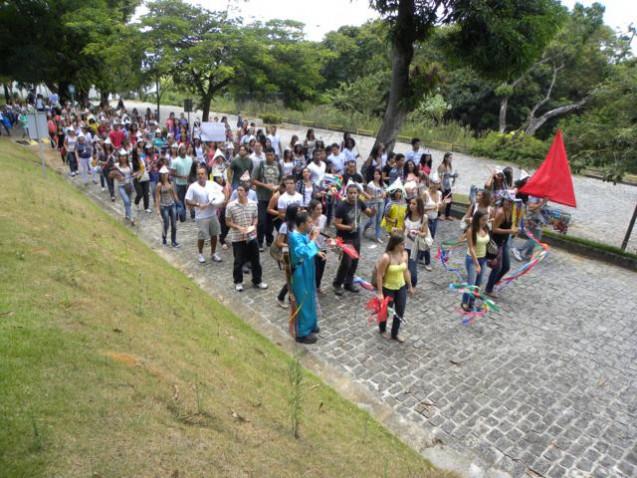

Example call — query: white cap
[104,138,112,145]
[118,148,128,156]
[159,165,170,174]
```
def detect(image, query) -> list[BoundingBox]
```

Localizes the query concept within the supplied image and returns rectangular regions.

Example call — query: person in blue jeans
[155,166,180,247]
[462,211,490,311]
[485,194,519,297]
[421,179,442,270]
[109,149,135,225]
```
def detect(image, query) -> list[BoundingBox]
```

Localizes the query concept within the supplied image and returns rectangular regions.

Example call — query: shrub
[261,113,282,125]
[470,131,548,167]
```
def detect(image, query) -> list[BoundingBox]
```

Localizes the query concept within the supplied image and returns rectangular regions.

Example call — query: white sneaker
[145,208,152,213]
[276,298,289,309]
[254,282,268,290]
[512,248,523,262]
[212,253,222,262]
[101,186,105,191]
[235,283,244,292]
[198,254,205,264]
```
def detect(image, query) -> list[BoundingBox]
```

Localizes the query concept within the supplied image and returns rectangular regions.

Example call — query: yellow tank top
[383,262,407,290]
[474,231,490,258]
[383,203,406,233]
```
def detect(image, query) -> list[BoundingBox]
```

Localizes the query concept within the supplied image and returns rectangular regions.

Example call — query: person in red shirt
[109,123,125,149]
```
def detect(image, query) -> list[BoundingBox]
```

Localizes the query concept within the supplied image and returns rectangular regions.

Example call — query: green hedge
[470,131,548,167]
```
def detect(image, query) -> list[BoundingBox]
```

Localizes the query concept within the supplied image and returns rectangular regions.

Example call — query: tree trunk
[3,84,11,104]
[201,95,212,122]
[373,0,415,152]
[498,96,509,133]
[621,202,637,251]
[525,98,587,136]
[155,77,161,123]
[100,90,110,109]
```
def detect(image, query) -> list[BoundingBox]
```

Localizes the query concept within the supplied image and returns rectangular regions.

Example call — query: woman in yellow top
[382,189,407,234]
[462,210,491,311]
[375,233,414,343]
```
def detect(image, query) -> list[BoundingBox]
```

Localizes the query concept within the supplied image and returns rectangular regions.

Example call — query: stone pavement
[67,166,637,478]
[124,100,637,253]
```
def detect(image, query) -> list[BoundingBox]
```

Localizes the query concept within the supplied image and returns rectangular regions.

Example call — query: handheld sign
[200,122,225,142]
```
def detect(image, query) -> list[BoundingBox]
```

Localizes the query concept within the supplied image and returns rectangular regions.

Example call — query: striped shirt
[226,199,258,243]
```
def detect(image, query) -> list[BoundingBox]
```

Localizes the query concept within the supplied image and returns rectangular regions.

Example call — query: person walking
[363,169,386,243]
[308,199,327,293]
[155,165,180,247]
[438,152,458,220]
[109,149,135,225]
[485,193,519,298]
[76,134,93,185]
[402,197,430,288]
[225,183,268,292]
[170,144,194,221]
[185,166,226,264]
[462,211,490,311]
[253,147,282,251]
[375,233,413,343]
[288,211,325,344]
[332,184,374,296]
[421,179,442,270]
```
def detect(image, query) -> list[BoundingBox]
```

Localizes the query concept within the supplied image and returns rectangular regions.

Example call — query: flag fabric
[519,130,576,207]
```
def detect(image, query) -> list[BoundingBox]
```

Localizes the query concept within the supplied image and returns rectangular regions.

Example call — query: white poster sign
[200,122,226,142]
[26,112,49,141]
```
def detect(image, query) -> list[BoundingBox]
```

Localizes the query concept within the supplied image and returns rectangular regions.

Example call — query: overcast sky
[183,0,636,42]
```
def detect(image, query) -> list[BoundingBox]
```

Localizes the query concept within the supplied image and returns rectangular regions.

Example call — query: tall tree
[142,0,253,121]
[369,0,564,150]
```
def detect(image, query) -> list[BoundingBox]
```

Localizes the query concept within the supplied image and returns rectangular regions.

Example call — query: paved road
[63,156,637,478]
[123,100,637,254]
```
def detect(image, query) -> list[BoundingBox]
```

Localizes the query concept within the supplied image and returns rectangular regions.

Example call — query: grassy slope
[0,139,454,478]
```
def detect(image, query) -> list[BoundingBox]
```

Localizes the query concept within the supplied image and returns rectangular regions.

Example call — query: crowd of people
[24,97,547,345]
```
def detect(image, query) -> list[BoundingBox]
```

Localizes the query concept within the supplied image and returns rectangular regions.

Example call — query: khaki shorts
[197,216,221,240]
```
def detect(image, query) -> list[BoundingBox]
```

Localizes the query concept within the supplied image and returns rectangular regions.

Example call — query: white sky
[185,0,636,42]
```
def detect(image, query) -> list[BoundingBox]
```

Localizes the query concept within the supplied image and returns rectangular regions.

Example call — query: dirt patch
[103,351,141,367]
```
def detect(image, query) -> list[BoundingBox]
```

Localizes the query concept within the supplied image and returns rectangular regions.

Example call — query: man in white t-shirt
[405,137,424,164]
[250,142,266,171]
[185,166,226,264]
[266,125,282,158]
[277,175,303,219]
[307,148,326,186]
[327,143,346,174]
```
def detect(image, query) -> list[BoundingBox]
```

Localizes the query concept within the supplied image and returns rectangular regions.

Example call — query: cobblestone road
[125,100,637,253]
[68,163,637,478]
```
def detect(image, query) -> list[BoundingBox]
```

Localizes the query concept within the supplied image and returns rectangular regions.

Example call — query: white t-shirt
[307,161,326,186]
[277,191,303,212]
[250,152,265,171]
[185,181,225,220]
[327,153,346,174]
[312,214,327,250]
[267,134,282,157]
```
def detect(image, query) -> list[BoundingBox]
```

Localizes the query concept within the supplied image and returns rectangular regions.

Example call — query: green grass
[543,230,637,259]
[0,138,455,477]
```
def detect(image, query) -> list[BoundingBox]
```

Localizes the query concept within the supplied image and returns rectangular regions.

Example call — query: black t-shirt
[342,172,364,186]
[335,199,367,241]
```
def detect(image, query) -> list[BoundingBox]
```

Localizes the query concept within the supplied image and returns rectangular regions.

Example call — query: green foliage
[470,131,548,166]
[445,0,567,80]
[261,113,282,125]
[561,60,637,179]
[328,73,390,116]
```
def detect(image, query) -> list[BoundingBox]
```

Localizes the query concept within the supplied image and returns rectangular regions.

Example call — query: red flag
[519,130,577,207]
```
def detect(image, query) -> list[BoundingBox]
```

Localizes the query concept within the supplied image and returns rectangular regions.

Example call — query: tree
[0,0,139,104]
[231,20,329,108]
[142,0,254,121]
[561,60,637,180]
[369,0,565,150]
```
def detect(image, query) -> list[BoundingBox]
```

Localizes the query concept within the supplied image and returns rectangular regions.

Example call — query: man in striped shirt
[225,183,268,292]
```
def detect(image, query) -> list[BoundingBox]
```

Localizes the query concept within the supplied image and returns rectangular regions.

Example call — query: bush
[470,131,548,167]
[261,113,283,125]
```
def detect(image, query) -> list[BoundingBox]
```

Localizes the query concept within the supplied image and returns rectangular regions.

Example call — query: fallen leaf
[112,328,123,333]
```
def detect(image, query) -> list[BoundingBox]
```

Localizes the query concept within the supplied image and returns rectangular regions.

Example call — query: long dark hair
[471,210,487,245]
[385,233,405,253]
[285,204,300,232]
[405,197,425,221]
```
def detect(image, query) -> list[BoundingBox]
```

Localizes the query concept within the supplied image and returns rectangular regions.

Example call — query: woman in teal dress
[288,211,326,344]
